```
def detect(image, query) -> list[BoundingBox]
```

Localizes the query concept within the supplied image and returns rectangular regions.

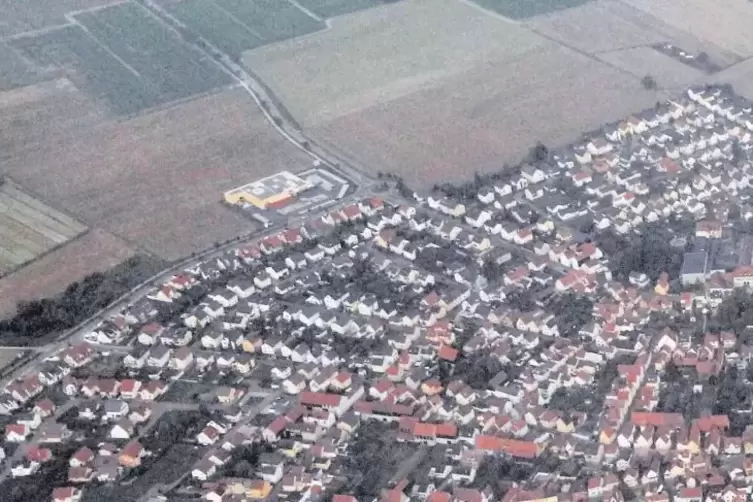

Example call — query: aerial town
[5,84,753,502]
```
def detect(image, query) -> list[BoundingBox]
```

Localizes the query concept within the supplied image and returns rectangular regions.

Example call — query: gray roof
[682,251,708,276]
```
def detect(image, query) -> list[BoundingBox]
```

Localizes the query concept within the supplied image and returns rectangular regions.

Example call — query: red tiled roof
[300,391,342,408]
[333,496,358,502]
[631,412,684,428]
[72,447,94,463]
[427,492,451,502]
[437,345,459,362]
[121,440,143,458]
[695,415,730,432]
[474,435,538,458]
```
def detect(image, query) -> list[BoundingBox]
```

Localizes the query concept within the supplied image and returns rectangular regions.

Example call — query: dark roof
[681,251,707,276]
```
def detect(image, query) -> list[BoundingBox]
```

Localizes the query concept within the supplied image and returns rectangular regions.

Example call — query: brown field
[621,0,753,59]
[245,0,660,187]
[312,44,660,187]
[0,228,136,317]
[0,83,314,260]
[598,47,704,90]
[704,59,753,102]
[527,0,740,67]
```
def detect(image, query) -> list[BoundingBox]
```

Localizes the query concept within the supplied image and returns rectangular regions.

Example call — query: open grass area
[470,0,591,19]
[0,180,87,275]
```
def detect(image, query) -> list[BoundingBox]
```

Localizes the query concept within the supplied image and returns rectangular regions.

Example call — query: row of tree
[0,255,166,345]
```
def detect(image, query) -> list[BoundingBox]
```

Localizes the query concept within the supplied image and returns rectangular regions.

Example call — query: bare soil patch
[0,84,313,260]
[243,0,550,127]
[245,0,661,189]
[621,0,753,59]
[0,228,135,317]
[311,44,659,188]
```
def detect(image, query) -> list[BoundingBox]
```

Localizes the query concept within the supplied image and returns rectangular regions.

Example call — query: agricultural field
[598,47,704,90]
[0,85,314,261]
[528,0,741,67]
[244,0,552,127]
[0,44,41,91]
[705,59,753,102]
[0,0,116,37]
[0,180,87,276]
[0,229,135,317]
[157,0,325,59]
[245,0,659,188]
[469,0,591,19]
[8,2,230,115]
[295,0,386,18]
[526,0,665,54]
[623,0,753,59]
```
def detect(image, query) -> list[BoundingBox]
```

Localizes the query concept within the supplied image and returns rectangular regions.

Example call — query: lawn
[471,0,591,19]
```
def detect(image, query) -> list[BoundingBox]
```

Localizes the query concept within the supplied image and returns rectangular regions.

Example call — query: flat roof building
[224,171,313,209]
[681,251,708,285]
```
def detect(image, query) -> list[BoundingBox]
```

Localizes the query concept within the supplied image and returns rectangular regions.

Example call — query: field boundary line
[139,0,374,188]
[205,0,265,41]
[286,0,325,23]
[0,23,71,43]
[455,0,523,25]
[67,15,142,79]
[65,0,130,18]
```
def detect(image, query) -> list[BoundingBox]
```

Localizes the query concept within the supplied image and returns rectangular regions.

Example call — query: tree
[528,142,549,163]
[551,293,593,337]
[641,75,658,90]
[0,255,165,344]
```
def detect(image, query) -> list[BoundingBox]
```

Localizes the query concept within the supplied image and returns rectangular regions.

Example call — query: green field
[11,3,230,115]
[74,2,230,106]
[295,0,384,18]
[11,25,162,115]
[0,181,87,275]
[471,0,591,18]
[164,0,266,57]
[161,0,325,58]
[0,43,40,91]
